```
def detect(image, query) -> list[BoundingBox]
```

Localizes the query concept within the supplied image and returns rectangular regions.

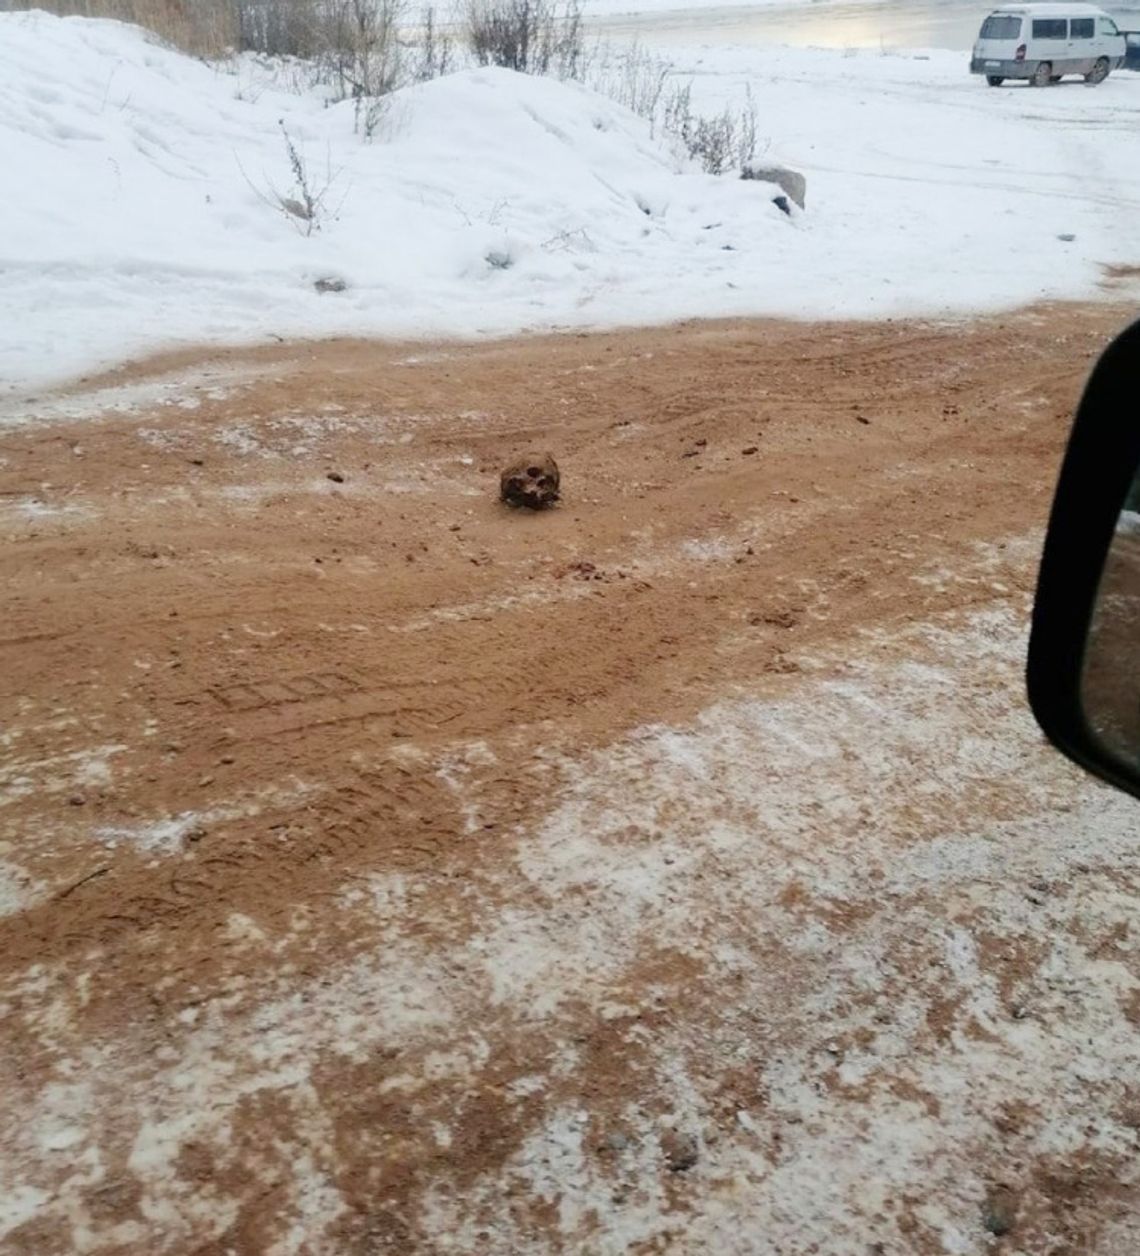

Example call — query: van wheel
[1032,61,1053,86]
[1086,57,1110,84]
[986,74,1004,86]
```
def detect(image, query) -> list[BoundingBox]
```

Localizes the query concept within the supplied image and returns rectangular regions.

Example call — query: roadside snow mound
[1,11,1138,391]
[0,12,780,389]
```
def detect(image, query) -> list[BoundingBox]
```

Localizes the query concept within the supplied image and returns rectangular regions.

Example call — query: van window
[1032,18,1068,38]
[1098,17,1120,35]
[981,14,1022,39]
[1070,17,1094,38]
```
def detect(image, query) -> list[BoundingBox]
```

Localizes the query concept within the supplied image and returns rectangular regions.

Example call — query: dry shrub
[0,0,239,57]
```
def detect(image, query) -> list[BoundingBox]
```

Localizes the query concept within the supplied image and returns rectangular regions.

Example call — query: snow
[2,10,1139,394]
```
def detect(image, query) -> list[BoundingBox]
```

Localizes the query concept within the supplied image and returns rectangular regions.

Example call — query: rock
[314,276,347,293]
[742,446,759,456]
[1057,233,1076,243]
[500,453,560,510]
[662,1130,700,1173]
[983,1187,1019,1236]
[742,162,807,210]
[772,195,791,217]
[327,471,345,483]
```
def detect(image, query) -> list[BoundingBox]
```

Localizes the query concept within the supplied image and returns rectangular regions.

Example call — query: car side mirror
[1028,315,1140,799]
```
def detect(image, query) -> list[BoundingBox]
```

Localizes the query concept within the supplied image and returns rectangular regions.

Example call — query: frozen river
[588,0,1140,52]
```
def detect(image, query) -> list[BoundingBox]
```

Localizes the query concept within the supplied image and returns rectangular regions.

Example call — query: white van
[970,4,1125,86]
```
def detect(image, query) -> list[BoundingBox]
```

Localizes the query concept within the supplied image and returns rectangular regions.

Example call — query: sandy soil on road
[2,308,1139,1255]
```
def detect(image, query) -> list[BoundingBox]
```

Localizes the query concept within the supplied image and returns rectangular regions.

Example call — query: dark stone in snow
[742,162,807,208]
[983,1187,1019,1236]
[663,1130,700,1173]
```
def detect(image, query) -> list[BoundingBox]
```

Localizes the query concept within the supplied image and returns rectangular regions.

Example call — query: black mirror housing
[1028,314,1140,799]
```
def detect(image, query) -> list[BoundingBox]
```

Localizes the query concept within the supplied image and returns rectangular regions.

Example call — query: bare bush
[318,0,403,104]
[239,120,341,234]
[414,4,455,82]
[587,41,670,130]
[232,0,322,58]
[0,0,405,73]
[0,0,238,56]
[464,0,584,78]
[661,81,758,174]
[586,44,759,174]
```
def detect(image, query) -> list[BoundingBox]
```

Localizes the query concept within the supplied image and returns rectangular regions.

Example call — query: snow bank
[1,10,1139,393]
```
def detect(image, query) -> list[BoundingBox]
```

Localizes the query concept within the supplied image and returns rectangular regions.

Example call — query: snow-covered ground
[1,9,1139,393]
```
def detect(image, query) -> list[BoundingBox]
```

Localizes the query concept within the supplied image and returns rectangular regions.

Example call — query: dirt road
[3,308,1139,1255]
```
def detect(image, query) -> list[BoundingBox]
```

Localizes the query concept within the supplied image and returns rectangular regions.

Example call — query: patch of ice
[0,743,126,808]
[0,1185,51,1242]
[0,497,92,521]
[0,859,45,919]
[94,780,314,854]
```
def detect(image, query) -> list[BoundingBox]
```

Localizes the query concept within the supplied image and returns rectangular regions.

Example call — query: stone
[983,1187,1019,1236]
[742,162,807,209]
[662,1129,700,1173]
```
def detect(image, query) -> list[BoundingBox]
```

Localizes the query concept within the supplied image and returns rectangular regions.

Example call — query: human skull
[500,453,560,510]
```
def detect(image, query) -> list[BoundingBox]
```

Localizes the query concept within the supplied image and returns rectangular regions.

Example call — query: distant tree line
[1,1,412,66]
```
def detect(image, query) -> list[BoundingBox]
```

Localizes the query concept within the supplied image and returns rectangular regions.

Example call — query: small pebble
[983,1187,1019,1236]
[662,1130,699,1173]
[327,471,345,484]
